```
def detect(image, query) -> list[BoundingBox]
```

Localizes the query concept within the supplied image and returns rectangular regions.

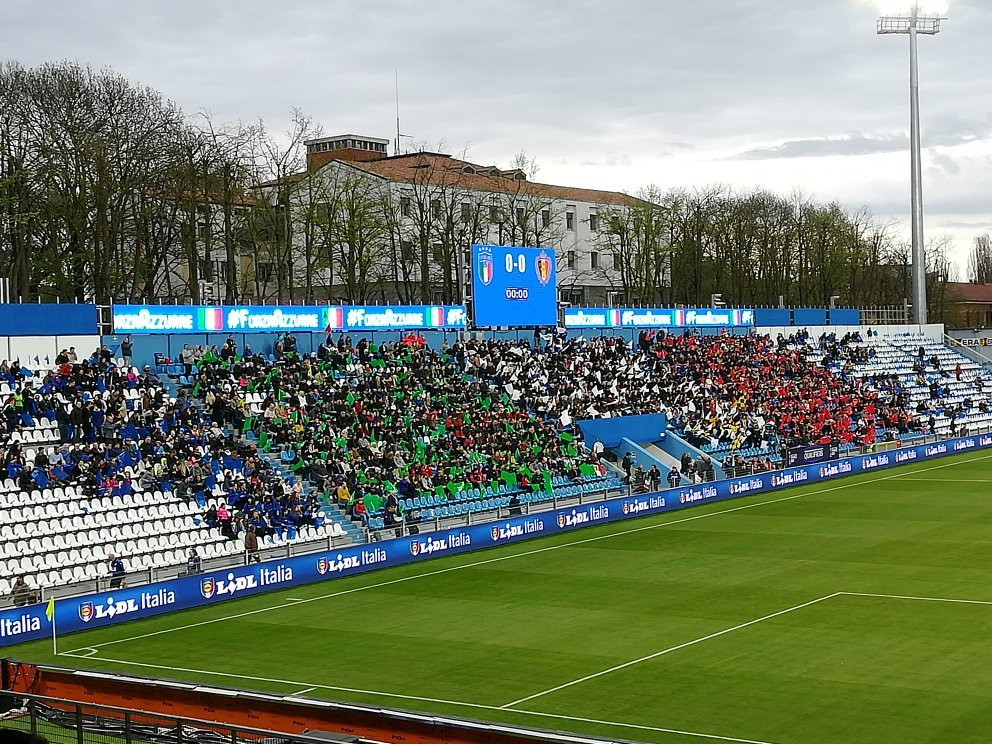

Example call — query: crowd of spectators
[457,329,918,466]
[1,347,322,548]
[188,334,606,525]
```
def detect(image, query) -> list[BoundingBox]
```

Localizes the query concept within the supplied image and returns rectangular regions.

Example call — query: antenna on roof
[394,70,401,156]
[394,70,413,155]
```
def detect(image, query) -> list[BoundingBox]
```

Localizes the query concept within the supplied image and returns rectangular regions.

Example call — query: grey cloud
[732,115,992,161]
[731,132,910,160]
[929,150,961,175]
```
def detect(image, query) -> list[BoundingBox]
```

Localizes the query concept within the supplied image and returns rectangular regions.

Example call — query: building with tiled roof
[945,282,992,329]
[254,133,648,306]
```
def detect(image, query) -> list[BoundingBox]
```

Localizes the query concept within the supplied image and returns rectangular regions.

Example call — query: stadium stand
[185,334,620,534]
[461,329,992,473]
[0,348,335,595]
[4,328,990,594]
[819,331,992,441]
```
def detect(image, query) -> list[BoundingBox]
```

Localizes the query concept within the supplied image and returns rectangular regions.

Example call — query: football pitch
[11,451,992,744]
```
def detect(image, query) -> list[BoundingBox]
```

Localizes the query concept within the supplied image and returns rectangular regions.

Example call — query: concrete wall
[0,335,102,366]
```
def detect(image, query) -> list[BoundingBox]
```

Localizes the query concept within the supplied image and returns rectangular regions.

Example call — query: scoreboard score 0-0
[471,244,558,327]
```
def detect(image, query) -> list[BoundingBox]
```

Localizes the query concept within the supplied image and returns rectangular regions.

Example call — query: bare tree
[967,234,992,284]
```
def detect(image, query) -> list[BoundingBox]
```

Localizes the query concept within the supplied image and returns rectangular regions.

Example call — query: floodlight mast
[878,5,944,325]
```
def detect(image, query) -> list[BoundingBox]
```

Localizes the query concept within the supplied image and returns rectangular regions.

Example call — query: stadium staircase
[641,443,682,471]
[260,450,363,544]
[164,367,358,547]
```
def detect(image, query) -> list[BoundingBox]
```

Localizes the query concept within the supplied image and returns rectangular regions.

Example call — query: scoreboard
[471,244,558,327]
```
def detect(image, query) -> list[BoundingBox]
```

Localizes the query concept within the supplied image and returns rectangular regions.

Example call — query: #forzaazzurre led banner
[112,304,468,334]
[471,244,558,327]
[563,307,755,329]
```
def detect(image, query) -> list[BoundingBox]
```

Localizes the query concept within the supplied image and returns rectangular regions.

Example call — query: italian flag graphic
[323,307,344,331]
[198,307,223,331]
[609,309,621,327]
[427,306,445,327]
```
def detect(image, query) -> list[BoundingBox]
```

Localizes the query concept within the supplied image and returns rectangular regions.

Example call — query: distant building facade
[253,134,641,306]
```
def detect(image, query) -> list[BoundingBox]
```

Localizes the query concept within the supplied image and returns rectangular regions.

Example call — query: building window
[199,259,213,280]
[567,251,577,270]
[432,199,443,219]
[589,212,599,232]
[257,262,273,283]
[590,252,599,270]
[489,204,500,223]
[541,209,550,228]
[566,211,575,231]
[401,240,415,263]
[562,288,584,306]
[461,202,472,222]
[516,206,525,223]
[400,196,411,217]
[197,222,209,240]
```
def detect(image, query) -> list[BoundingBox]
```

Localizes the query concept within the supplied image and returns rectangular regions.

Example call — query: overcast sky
[4,0,990,275]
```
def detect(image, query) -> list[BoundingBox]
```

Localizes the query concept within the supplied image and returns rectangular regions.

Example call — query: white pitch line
[61,655,775,744]
[291,686,317,695]
[286,597,307,602]
[839,591,992,606]
[64,450,992,657]
[500,593,841,709]
[501,590,992,711]
[896,477,992,482]
[60,647,98,658]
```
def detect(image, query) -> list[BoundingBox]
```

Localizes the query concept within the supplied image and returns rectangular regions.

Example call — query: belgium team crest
[535,251,552,286]
[477,247,494,286]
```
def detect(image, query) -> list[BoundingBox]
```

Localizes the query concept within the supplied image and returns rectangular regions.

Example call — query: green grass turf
[10,450,992,744]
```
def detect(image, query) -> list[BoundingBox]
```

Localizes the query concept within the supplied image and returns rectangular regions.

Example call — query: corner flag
[47,597,57,655]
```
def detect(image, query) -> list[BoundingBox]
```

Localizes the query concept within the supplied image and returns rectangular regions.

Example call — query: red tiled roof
[946,282,992,303]
[349,153,638,206]
[260,152,642,207]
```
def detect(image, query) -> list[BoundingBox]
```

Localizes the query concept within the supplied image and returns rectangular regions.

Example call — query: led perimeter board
[471,244,557,327]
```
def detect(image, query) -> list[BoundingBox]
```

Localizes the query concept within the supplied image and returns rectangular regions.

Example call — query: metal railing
[363,484,622,543]
[943,334,992,368]
[0,691,372,744]
[31,533,353,603]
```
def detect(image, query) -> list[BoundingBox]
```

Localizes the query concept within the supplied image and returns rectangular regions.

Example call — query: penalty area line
[500,593,841,709]
[839,591,992,606]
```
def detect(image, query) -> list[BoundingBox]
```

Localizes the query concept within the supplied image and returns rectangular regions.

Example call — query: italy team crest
[200,577,216,598]
[477,247,494,286]
[78,602,94,623]
[316,557,329,575]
